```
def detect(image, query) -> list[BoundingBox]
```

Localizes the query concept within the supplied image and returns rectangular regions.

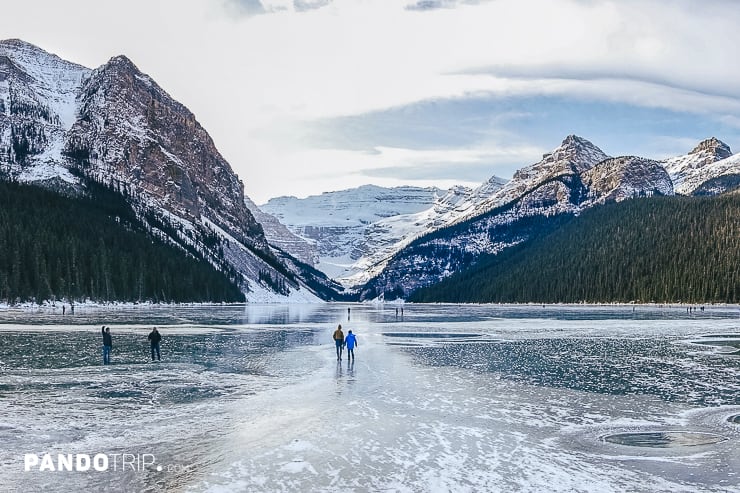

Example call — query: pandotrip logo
[23,453,195,474]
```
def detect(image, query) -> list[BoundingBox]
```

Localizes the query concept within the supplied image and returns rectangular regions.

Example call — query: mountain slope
[410,194,740,304]
[261,185,462,284]
[359,136,673,300]
[0,180,245,303]
[0,39,338,302]
[244,196,319,267]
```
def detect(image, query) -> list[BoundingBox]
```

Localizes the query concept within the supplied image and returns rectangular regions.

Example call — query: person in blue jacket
[345,330,358,361]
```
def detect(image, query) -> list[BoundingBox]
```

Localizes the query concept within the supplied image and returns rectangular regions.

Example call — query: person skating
[101,326,112,365]
[332,324,345,361]
[148,327,162,361]
[345,330,358,361]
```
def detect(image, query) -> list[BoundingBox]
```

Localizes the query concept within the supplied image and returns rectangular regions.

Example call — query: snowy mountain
[0,39,337,302]
[663,138,740,196]
[449,135,609,225]
[359,135,674,300]
[244,196,319,267]
[260,181,507,287]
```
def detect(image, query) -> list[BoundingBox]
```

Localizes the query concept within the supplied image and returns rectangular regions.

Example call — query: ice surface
[0,304,738,492]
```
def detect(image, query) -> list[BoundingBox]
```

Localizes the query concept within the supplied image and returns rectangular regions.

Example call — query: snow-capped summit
[538,134,610,174]
[690,137,732,159]
[261,185,449,283]
[455,135,609,224]
[663,138,739,195]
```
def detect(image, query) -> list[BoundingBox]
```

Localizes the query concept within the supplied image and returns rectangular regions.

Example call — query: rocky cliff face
[359,136,675,299]
[0,39,334,301]
[64,55,266,249]
[582,156,672,204]
[663,138,740,196]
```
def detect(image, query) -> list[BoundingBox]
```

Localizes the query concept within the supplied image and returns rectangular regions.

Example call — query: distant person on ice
[333,324,345,361]
[148,327,162,361]
[345,330,358,361]
[101,326,112,365]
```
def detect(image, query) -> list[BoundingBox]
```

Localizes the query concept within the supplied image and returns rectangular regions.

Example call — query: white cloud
[2,0,739,201]
[248,142,545,203]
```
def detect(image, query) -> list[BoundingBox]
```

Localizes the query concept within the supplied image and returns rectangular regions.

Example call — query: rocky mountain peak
[501,135,608,203]
[485,175,508,187]
[0,39,88,78]
[66,53,264,249]
[1,38,38,48]
[689,137,732,160]
[541,134,609,173]
[664,137,738,195]
[101,55,150,81]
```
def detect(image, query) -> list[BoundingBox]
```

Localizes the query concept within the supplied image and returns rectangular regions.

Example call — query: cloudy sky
[3,0,740,202]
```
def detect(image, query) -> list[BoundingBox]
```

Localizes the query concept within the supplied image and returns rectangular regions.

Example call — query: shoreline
[1,300,739,313]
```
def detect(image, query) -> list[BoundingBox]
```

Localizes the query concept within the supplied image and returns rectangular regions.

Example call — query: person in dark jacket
[101,326,112,365]
[148,327,162,361]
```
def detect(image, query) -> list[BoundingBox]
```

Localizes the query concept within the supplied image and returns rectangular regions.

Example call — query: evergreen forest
[410,195,740,304]
[0,180,245,304]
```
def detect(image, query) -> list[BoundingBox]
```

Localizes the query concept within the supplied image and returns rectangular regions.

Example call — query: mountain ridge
[259,134,740,300]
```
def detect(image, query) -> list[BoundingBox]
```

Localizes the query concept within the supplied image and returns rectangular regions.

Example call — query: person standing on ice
[345,330,358,361]
[333,324,345,361]
[101,326,112,365]
[148,327,162,361]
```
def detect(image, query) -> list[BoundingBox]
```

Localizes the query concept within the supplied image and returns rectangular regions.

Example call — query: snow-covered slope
[260,181,507,287]
[244,196,319,266]
[262,185,446,282]
[359,136,674,300]
[0,39,335,302]
[0,39,88,185]
[663,138,740,196]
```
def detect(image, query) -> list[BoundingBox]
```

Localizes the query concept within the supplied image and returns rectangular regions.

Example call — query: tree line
[410,195,740,304]
[0,180,245,304]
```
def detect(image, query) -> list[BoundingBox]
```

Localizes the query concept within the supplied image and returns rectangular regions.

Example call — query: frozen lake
[0,304,738,492]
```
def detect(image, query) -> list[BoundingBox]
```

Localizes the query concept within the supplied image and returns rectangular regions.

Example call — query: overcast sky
[3,0,740,203]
